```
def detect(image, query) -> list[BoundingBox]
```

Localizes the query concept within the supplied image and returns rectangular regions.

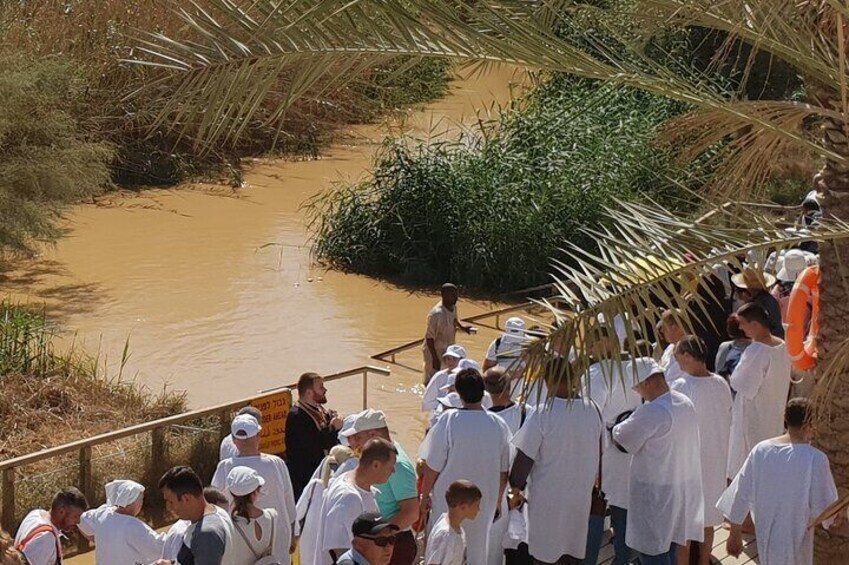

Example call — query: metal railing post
[362,369,368,409]
[2,468,15,533]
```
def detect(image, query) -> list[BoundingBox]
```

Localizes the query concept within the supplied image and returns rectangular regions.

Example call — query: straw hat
[731,267,776,290]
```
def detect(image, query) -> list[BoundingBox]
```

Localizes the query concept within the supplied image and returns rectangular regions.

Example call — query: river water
[2,66,524,450]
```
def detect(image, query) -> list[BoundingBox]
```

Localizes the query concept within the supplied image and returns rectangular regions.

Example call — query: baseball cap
[340,409,387,437]
[443,344,467,360]
[351,512,400,537]
[454,358,481,373]
[505,317,526,336]
[226,466,265,497]
[231,413,262,439]
[628,357,664,386]
[338,414,357,447]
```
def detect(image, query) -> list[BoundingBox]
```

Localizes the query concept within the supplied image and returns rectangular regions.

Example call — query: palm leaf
[519,200,849,399]
[127,0,848,199]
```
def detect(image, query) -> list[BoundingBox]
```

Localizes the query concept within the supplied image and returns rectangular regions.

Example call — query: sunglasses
[357,534,397,547]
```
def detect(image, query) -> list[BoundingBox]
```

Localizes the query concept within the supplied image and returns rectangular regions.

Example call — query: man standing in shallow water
[423,283,475,384]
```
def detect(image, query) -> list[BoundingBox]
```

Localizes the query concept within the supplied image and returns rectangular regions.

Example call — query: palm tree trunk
[813,115,849,560]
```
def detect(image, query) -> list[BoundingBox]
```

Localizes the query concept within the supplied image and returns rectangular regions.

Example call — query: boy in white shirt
[426,480,482,565]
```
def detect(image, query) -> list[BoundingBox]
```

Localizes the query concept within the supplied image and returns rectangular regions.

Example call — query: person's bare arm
[726,523,744,557]
[482,358,496,371]
[419,463,441,517]
[390,498,420,530]
[426,338,441,372]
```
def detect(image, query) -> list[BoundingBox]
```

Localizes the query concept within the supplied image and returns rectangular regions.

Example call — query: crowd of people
[1,192,845,565]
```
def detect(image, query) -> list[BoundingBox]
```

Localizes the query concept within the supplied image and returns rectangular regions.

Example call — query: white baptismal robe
[717,439,838,565]
[727,341,791,478]
[78,505,164,565]
[583,360,641,510]
[670,374,732,526]
[512,397,603,563]
[422,409,511,565]
[613,390,705,556]
[211,453,297,565]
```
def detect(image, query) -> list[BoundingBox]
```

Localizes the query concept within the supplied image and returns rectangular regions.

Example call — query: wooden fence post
[150,428,167,526]
[78,446,93,551]
[2,468,15,534]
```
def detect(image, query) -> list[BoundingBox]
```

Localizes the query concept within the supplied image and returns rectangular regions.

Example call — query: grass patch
[0,302,186,459]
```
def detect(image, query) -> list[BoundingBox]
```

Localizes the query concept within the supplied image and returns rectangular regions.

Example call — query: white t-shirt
[162,506,230,560]
[426,513,466,565]
[727,341,792,478]
[422,369,453,412]
[78,505,164,564]
[219,434,239,461]
[512,397,603,562]
[485,334,526,373]
[14,509,62,565]
[660,343,685,383]
[583,360,641,509]
[421,409,511,565]
[613,390,705,556]
[670,374,732,526]
[211,453,297,565]
[231,508,288,565]
[319,472,378,556]
[718,439,838,565]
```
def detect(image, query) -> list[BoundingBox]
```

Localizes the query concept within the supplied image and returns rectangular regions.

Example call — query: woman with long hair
[227,466,288,565]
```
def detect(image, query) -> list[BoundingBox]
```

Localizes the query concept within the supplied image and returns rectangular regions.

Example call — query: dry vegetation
[0,303,186,459]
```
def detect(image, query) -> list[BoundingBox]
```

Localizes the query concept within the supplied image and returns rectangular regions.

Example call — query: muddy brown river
[2,66,525,451]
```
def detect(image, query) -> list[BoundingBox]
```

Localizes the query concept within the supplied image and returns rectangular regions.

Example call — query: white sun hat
[505,317,526,336]
[226,466,266,497]
[443,344,467,359]
[340,409,387,437]
[777,249,809,282]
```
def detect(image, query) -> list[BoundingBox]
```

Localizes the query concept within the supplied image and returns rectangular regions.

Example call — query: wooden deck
[595,526,758,564]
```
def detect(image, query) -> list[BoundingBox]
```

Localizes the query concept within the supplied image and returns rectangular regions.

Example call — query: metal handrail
[0,365,390,535]
[371,299,567,363]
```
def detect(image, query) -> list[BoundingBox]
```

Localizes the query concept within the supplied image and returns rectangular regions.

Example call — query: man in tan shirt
[423,283,474,384]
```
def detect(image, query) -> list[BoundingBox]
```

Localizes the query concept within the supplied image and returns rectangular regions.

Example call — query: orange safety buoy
[786,265,819,371]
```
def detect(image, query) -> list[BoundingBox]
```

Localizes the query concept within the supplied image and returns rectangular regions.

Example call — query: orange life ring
[786,265,819,371]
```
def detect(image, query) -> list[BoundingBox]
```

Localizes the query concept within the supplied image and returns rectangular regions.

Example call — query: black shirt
[284,405,340,498]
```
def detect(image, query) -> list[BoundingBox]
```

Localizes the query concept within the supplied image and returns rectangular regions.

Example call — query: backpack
[233,513,281,565]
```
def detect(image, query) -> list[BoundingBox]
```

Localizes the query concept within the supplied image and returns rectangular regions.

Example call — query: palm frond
[519,200,849,398]
[128,0,849,200]
[658,101,838,199]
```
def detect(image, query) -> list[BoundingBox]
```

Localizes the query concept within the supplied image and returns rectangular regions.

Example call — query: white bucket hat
[340,409,387,437]
[777,249,809,282]
[226,466,265,497]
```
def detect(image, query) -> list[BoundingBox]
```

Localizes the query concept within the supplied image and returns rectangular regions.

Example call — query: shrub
[0,55,114,253]
[309,74,691,292]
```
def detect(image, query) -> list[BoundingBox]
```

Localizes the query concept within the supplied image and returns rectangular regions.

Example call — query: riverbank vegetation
[0,302,186,458]
[0,0,449,255]
[310,74,693,292]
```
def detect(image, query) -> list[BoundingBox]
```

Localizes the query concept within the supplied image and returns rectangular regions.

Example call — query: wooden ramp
[595,526,758,564]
